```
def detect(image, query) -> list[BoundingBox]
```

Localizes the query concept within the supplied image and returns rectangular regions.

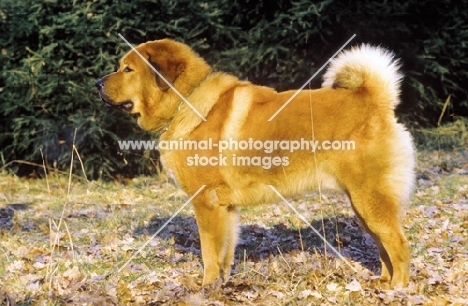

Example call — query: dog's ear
[145,43,185,91]
[150,60,184,91]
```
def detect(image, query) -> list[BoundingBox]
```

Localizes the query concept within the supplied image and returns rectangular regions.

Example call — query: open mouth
[98,93,135,114]
[114,101,133,112]
[110,100,140,117]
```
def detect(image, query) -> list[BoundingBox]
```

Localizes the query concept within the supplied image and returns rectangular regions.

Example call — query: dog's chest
[159,153,181,187]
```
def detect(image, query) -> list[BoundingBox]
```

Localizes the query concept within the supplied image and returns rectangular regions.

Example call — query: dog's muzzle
[95,78,134,112]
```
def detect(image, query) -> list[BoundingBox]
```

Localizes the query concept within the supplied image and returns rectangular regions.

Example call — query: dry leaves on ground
[0,148,467,304]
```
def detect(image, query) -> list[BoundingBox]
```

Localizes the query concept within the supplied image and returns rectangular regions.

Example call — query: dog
[96,39,415,288]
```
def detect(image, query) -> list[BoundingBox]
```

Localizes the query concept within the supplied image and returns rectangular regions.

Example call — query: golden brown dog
[96,39,415,288]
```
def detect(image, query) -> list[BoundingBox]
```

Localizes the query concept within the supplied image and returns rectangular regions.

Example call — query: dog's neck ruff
[160,72,213,134]
[160,72,241,141]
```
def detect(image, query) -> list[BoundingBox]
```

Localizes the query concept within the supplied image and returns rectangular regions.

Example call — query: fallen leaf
[345,279,362,292]
[326,282,340,292]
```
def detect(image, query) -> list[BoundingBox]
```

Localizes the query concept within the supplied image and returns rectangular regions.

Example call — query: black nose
[95,79,104,90]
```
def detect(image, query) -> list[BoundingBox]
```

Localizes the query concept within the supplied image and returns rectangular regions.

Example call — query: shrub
[1,0,466,178]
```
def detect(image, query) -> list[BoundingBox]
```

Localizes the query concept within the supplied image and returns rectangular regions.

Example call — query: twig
[276,246,292,270]
[73,145,88,183]
[63,220,75,260]
[40,148,50,195]
[437,95,451,126]
[67,128,78,196]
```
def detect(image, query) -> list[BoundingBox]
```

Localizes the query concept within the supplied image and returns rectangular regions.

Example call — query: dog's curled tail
[322,44,403,109]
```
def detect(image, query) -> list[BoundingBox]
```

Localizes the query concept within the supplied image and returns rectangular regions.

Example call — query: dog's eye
[123,66,133,72]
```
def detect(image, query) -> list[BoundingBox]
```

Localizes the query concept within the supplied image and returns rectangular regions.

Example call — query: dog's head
[96,39,211,132]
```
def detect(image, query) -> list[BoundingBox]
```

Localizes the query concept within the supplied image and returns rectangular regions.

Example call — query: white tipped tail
[322,45,403,108]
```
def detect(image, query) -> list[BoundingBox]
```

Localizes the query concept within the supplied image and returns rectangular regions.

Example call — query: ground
[0,147,467,305]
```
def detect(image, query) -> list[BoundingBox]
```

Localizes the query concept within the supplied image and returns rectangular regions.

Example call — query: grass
[1,125,468,305]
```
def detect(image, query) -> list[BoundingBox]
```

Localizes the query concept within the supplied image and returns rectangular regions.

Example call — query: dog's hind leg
[347,188,410,288]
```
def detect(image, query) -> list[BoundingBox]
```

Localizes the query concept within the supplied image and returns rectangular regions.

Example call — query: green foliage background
[1,0,467,178]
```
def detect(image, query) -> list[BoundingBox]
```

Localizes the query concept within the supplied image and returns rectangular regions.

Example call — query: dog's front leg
[193,193,239,286]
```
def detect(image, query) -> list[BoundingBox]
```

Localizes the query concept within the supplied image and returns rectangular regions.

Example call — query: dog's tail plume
[322,45,403,109]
